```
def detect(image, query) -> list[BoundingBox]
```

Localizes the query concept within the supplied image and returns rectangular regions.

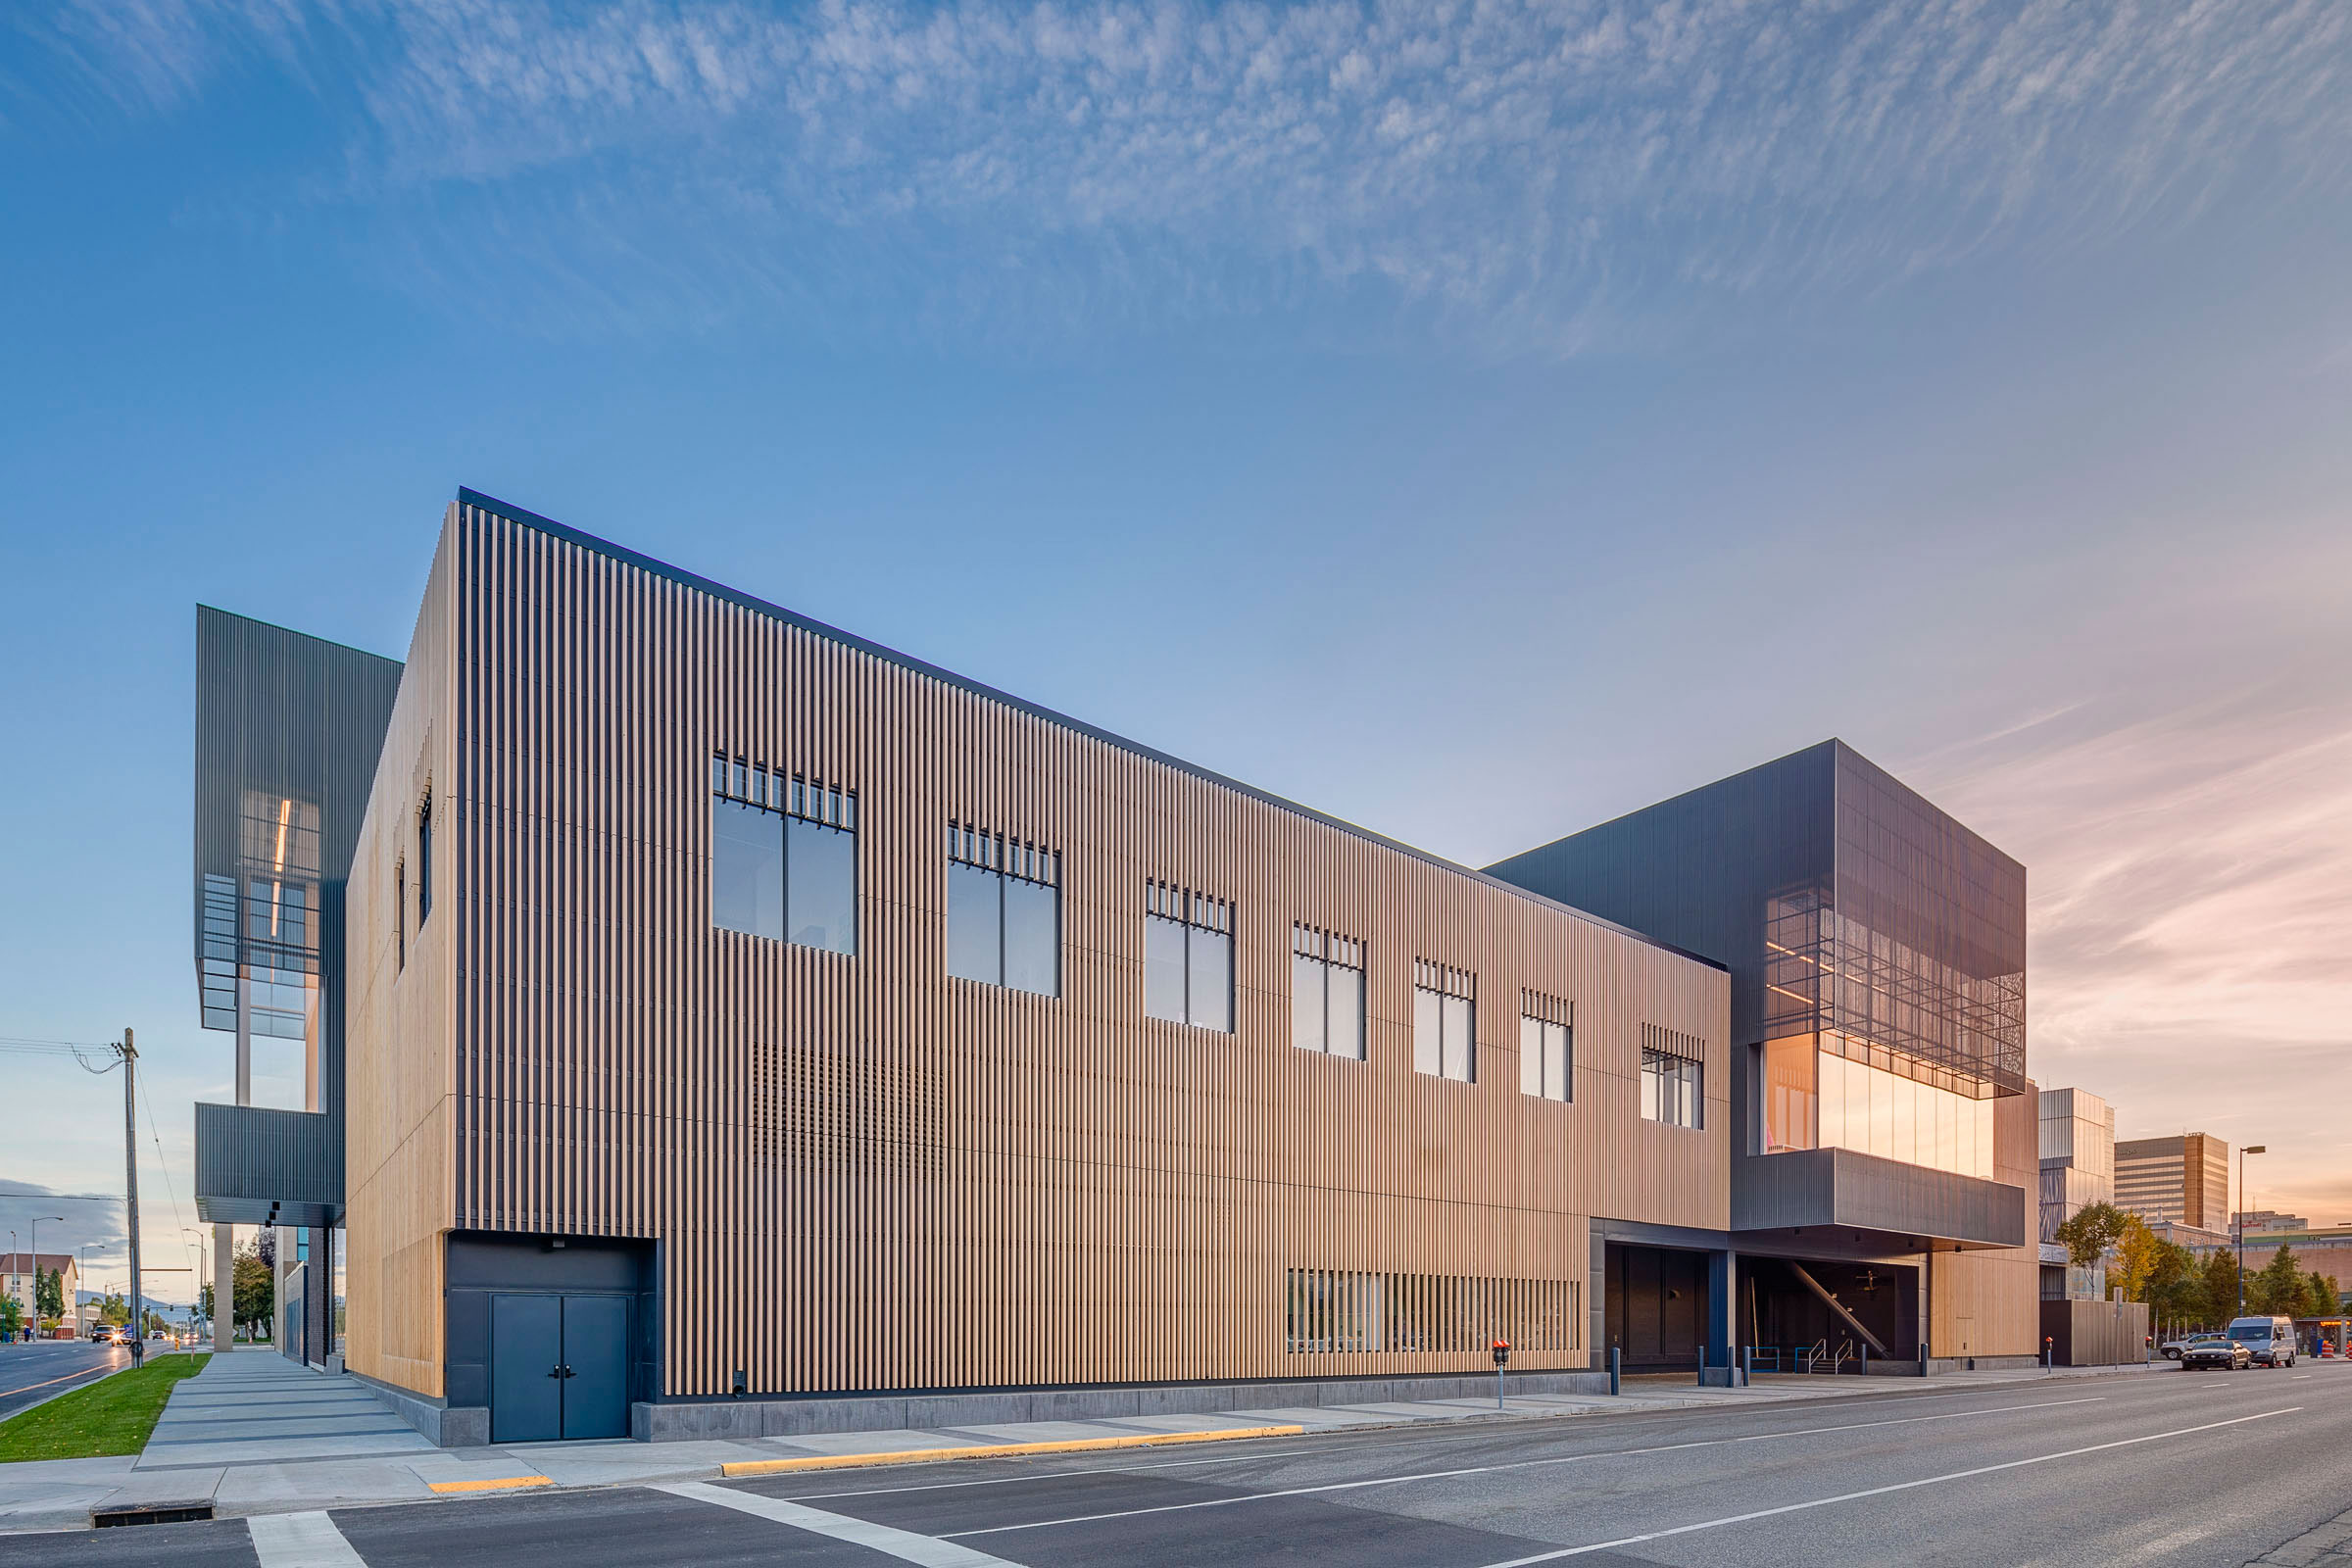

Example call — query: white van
[2224,1315,2297,1368]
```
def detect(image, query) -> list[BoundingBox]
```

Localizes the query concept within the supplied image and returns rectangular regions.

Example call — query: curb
[424,1476,554,1494]
[717,1423,1306,1477]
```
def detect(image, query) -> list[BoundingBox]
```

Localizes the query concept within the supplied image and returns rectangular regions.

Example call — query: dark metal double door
[491,1294,627,1442]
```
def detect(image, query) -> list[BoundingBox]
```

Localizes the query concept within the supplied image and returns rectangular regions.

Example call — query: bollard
[2043,1337,2052,1373]
[1742,1344,1752,1388]
[1609,1346,1622,1396]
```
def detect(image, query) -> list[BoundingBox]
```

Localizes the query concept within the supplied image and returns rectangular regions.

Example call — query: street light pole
[29,1215,64,1332]
[2237,1145,2267,1314]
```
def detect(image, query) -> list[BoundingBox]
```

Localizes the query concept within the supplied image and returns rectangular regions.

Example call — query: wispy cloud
[1915,685,2352,1224]
[17,0,2351,346]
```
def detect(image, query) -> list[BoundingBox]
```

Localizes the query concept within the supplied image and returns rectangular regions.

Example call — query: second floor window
[1520,991,1572,1102]
[1145,883,1232,1033]
[1291,925,1364,1058]
[710,756,858,955]
[1641,1025,1705,1129]
[1412,960,1476,1082]
[946,824,1060,996]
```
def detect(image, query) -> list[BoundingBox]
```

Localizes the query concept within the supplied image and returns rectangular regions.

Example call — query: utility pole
[122,1028,143,1365]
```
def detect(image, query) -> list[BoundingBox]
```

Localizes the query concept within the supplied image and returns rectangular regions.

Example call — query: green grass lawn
[0,1353,210,1462]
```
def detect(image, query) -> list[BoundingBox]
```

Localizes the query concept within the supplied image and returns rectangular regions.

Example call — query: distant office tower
[2114,1133,2230,1229]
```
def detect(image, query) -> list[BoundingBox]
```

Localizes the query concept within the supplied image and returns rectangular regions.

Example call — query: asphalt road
[0,1341,127,1422]
[9,1362,2351,1567]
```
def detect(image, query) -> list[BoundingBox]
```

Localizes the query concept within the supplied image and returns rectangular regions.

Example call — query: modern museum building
[193,490,2040,1445]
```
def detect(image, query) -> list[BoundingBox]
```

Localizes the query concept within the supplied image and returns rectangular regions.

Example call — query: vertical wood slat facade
[345,500,1731,1401]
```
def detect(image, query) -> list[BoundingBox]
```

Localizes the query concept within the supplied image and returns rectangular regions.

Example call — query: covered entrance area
[1740,1255,1919,1372]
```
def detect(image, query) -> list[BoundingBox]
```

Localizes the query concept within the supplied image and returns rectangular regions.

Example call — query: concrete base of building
[1925,1354,2042,1374]
[630,1370,1617,1444]
[350,1370,491,1447]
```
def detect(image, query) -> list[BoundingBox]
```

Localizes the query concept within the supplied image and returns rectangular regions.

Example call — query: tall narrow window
[1145,883,1233,1033]
[945,823,1059,996]
[1412,960,1476,1082]
[1519,991,1572,1102]
[1641,1025,1705,1129]
[415,793,432,925]
[709,755,858,955]
[1291,925,1365,1058]
[394,860,407,972]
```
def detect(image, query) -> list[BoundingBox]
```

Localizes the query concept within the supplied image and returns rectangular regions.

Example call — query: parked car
[2225,1314,2297,1368]
[2180,1335,2251,1370]
[2159,1337,2194,1360]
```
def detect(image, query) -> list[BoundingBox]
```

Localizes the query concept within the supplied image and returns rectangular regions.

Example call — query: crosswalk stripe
[657,1480,1019,1566]
[247,1510,368,1567]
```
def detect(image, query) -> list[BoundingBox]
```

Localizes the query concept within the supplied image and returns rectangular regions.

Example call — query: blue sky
[3,0,2349,1285]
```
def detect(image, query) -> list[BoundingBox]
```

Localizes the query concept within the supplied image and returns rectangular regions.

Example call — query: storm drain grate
[92,1499,215,1528]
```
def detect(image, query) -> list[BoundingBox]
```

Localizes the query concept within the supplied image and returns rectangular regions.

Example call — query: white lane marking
[2290,1375,2312,1380]
[658,1480,1018,1567]
[939,1397,2104,1539]
[1469,1406,2301,1566]
[248,1511,368,1567]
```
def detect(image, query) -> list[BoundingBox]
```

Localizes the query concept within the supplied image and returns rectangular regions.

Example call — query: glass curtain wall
[239,789,321,1112]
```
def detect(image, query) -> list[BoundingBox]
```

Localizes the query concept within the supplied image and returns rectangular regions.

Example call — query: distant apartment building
[2036,1089,2115,1300]
[0,1252,80,1332]
[2115,1133,2230,1230]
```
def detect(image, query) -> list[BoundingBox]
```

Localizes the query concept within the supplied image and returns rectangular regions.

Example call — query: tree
[97,1291,127,1326]
[33,1266,64,1322]
[2306,1272,2341,1320]
[2199,1250,2242,1325]
[2145,1241,2199,1321]
[232,1241,274,1337]
[0,1292,21,1340]
[2054,1201,2130,1269]
[2113,1214,2162,1300]
[2249,1245,2305,1315]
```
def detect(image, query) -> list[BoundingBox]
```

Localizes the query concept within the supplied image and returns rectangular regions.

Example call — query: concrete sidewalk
[0,1349,2157,1533]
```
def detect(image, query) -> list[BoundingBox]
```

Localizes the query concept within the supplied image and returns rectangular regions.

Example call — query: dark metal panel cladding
[192,1102,341,1224]
[1728,1147,2028,1248]
[1481,742,1837,1054]
[193,606,404,1201]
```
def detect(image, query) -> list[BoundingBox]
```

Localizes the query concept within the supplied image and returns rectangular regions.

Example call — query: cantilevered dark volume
[1486,739,2034,1371]
[191,606,402,1363]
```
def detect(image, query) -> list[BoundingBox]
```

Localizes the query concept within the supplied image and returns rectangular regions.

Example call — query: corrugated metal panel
[192,1102,340,1227]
